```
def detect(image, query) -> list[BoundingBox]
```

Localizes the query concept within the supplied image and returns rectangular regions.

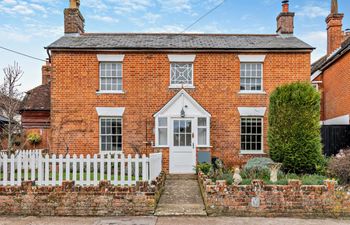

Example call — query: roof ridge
[82,32,279,37]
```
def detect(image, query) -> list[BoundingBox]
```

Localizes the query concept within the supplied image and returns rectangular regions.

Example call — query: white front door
[169,119,196,174]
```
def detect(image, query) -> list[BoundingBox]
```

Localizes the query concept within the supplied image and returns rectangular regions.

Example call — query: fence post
[135,154,139,182]
[37,154,43,186]
[44,154,50,186]
[86,154,91,186]
[93,154,98,185]
[121,154,125,186]
[79,155,84,185]
[59,154,63,186]
[142,154,148,181]
[127,154,132,186]
[72,154,77,183]
[3,155,8,186]
[65,154,71,181]
[113,154,119,185]
[52,154,57,186]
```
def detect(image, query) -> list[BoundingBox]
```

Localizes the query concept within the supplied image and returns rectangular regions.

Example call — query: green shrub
[196,163,212,175]
[217,172,233,185]
[327,155,350,185]
[268,82,324,174]
[244,157,274,171]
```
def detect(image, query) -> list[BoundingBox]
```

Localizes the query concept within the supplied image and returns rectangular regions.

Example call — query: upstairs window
[100,62,122,92]
[240,63,263,91]
[170,63,193,87]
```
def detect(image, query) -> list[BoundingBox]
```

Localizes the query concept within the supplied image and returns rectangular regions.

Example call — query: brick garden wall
[50,51,311,168]
[0,172,165,216]
[198,172,350,218]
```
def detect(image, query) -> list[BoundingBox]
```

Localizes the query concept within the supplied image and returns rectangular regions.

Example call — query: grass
[239,174,328,186]
[0,171,142,182]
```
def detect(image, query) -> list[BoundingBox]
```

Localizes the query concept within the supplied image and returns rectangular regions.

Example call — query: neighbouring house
[45,0,313,173]
[19,62,51,150]
[0,95,22,149]
[311,0,350,125]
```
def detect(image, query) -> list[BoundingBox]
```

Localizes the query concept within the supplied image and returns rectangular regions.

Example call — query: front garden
[196,83,350,218]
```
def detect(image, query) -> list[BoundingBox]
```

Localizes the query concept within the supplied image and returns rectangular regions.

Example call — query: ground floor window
[240,117,263,152]
[100,117,122,152]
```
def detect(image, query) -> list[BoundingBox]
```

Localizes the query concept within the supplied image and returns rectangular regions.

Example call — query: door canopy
[154,89,211,118]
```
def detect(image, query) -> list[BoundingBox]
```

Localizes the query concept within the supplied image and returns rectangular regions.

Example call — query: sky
[0,0,349,92]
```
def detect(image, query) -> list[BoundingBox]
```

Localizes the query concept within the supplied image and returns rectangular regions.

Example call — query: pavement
[155,174,206,216]
[0,216,349,225]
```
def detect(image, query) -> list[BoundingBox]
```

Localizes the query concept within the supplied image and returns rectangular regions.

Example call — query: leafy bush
[242,157,274,180]
[196,163,212,175]
[268,82,324,174]
[27,132,42,146]
[217,172,234,185]
[244,157,274,171]
[328,155,350,185]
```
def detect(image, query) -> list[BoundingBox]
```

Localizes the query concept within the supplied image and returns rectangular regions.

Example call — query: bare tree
[0,62,23,155]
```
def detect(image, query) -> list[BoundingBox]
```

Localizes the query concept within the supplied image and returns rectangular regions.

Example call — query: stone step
[154,204,207,216]
[167,174,197,180]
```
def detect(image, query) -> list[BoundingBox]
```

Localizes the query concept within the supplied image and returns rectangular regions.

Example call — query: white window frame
[239,62,264,94]
[240,117,264,154]
[169,63,194,89]
[155,117,169,147]
[99,117,123,153]
[197,117,210,147]
[98,62,124,94]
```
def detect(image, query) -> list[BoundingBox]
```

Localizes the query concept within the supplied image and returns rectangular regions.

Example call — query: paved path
[155,174,206,216]
[0,216,349,225]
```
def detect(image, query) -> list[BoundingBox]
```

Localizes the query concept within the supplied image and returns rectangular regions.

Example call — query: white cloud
[297,5,329,18]
[3,0,17,4]
[89,15,119,23]
[157,0,192,13]
[112,0,153,14]
[299,31,327,62]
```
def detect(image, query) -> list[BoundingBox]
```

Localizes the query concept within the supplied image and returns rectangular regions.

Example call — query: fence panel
[322,125,350,156]
[0,152,162,187]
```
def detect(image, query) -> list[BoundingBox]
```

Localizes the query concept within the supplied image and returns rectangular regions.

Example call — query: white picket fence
[0,150,42,168]
[0,152,162,187]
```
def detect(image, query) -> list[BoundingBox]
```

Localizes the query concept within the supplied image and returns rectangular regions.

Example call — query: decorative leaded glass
[170,63,193,86]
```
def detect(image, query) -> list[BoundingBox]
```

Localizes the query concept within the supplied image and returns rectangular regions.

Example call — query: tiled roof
[47,33,313,50]
[311,38,350,75]
[20,83,50,111]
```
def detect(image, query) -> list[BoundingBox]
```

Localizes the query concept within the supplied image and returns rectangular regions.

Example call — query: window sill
[197,146,212,148]
[96,90,125,95]
[99,151,123,155]
[153,146,169,148]
[240,151,266,155]
[238,91,266,95]
[169,85,195,89]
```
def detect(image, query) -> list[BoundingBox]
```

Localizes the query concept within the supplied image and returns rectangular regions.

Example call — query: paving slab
[0,216,349,225]
[155,174,206,216]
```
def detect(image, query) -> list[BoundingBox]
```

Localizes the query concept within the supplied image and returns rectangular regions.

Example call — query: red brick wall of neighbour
[50,51,310,168]
[322,52,350,121]
[23,128,51,150]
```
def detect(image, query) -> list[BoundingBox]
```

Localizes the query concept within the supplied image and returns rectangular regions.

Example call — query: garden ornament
[268,162,282,183]
[233,167,242,185]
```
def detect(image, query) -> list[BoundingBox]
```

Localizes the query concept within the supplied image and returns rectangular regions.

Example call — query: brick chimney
[42,61,51,85]
[326,0,344,55]
[276,0,295,35]
[64,0,85,34]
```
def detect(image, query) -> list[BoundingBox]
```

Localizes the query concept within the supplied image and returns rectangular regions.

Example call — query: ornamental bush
[268,82,323,174]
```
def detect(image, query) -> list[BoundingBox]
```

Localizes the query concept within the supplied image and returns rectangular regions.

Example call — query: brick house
[46,0,313,173]
[19,62,51,150]
[311,0,350,125]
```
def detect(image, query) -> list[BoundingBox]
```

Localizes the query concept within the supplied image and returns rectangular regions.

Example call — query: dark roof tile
[20,83,50,111]
[47,33,313,50]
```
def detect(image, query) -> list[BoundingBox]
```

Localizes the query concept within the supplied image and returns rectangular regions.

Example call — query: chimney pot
[282,0,289,13]
[326,0,344,55]
[70,0,80,9]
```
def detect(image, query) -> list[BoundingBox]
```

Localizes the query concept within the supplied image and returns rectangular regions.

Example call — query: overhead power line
[0,46,46,62]
[181,0,226,33]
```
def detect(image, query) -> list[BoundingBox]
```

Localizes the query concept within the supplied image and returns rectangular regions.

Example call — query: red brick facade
[50,51,311,168]
[321,52,350,121]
